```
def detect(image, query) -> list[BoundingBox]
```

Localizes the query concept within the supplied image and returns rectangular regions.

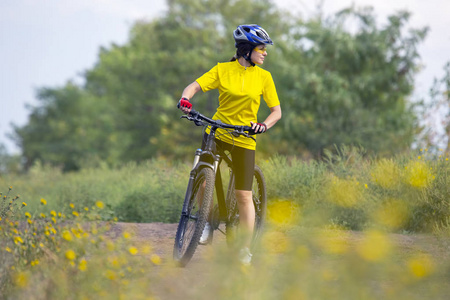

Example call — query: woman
[178,24,282,264]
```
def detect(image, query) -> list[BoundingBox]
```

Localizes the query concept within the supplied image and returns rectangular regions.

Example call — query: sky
[1,0,449,154]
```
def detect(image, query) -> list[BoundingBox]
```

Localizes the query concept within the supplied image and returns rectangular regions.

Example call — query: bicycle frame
[182,125,234,226]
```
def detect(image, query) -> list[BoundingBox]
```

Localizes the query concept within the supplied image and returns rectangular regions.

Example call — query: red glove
[177,97,192,109]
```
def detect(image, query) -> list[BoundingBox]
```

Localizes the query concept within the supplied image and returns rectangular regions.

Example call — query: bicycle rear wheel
[173,167,215,267]
[226,165,267,251]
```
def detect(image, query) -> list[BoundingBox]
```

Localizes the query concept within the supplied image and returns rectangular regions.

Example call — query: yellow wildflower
[373,199,409,229]
[72,211,79,217]
[31,260,39,266]
[5,247,12,252]
[50,210,56,217]
[104,270,117,280]
[356,230,391,261]
[40,198,47,205]
[22,202,27,207]
[261,230,290,254]
[267,200,300,227]
[371,158,401,189]
[65,250,76,260]
[317,228,349,255]
[408,254,435,278]
[79,259,87,271]
[128,247,138,255]
[13,272,29,288]
[326,175,363,207]
[95,201,104,209]
[25,212,32,218]
[150,254,162,265]
[404,160,433,188]
[69,203,75,209]
[14,236,24,244]
[141,245,153,254]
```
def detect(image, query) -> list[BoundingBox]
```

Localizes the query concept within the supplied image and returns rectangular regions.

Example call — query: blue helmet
[233,24,273,47]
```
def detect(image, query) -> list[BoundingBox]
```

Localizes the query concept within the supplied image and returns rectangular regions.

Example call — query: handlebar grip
[243,126,257,135]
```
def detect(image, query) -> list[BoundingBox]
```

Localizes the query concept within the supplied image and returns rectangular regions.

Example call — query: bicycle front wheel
[173,167,215,267]
[226,165,267,251]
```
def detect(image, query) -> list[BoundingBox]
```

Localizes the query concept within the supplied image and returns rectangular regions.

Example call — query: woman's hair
[230,42,255,62]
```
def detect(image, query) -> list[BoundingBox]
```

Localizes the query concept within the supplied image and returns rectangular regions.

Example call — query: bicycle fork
[181,149,219,217]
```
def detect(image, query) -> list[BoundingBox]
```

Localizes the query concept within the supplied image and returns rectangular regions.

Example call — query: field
[1,148,449,299]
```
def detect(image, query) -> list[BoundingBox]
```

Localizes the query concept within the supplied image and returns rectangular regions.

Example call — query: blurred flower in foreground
[373,198,410,230]
[356,230,392,261]
[371,158,401,189]
[317,228,350,255]
[13,272,29,288]
[326,175,363,207]
[408,254,435,278]
[267,199,300,227]
[404,160,433,188]
[261,230,290,253]
[150,254,162,265]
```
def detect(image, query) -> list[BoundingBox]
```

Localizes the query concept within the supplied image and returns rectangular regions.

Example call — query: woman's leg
[235,189,255,247]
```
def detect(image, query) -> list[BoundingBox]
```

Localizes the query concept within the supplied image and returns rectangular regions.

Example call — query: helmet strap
[243,49,255,67]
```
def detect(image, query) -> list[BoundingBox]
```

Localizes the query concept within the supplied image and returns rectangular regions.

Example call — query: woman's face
[251,45,268,65]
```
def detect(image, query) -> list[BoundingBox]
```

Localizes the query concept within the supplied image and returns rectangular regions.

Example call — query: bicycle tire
[173,167,215,267]
[226,165,267,251]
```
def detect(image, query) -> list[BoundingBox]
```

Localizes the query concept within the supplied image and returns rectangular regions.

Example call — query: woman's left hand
[250,122,267,134]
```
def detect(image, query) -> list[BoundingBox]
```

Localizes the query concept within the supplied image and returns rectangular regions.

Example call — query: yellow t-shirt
[196,60,280,150]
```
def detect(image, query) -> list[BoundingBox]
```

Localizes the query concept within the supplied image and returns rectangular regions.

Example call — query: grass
[0,147,449,299]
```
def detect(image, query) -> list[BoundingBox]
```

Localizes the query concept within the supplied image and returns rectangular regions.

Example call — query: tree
[268,7,427,157]
[12,0,429,170]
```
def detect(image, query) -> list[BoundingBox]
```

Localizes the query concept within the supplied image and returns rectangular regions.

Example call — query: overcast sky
[1,0,449,153]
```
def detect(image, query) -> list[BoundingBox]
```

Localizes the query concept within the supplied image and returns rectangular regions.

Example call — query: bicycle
[173,109,267,267]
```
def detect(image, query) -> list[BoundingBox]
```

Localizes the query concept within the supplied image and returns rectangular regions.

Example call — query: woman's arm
[250,105,282,133]
[263,105,282,130]
[182,81,202,100]
[178,81,202,114]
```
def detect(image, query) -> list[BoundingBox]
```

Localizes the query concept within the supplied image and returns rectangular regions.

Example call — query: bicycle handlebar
[181,109,257,139]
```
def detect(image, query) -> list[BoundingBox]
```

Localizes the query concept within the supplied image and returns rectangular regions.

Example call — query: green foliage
[273,7,427,157]
[10,0,430,170]
[0,160,189,223]
[262,148,449,232]
[2,151,449,233]
[114,166,186,223]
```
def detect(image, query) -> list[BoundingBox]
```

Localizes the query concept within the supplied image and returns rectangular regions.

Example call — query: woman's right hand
[177,97,192,114]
